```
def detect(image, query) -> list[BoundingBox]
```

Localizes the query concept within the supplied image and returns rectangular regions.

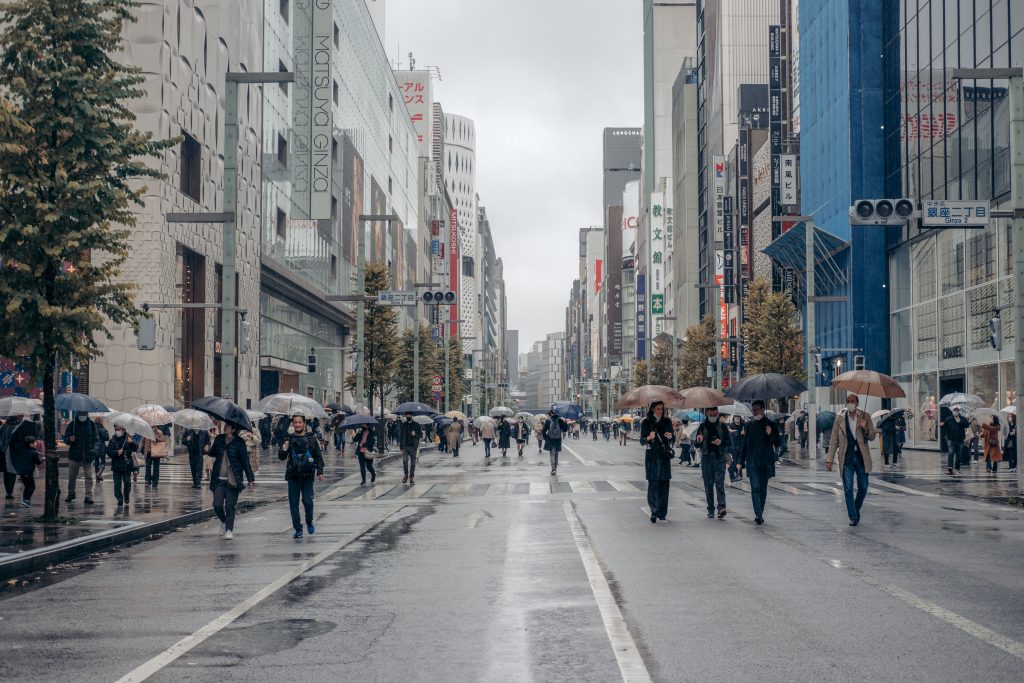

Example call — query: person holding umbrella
[738,400,781,525]
[826,394,876,527]
[480,418,496,458]
[980,415,1003,474]
[1004,412,1017,473]
[642,401,675,523]
[92,417,109,482]
[446,419,463,458]
[695,407,731,519]
[183,426,210,489]
[398,414,423,485]
[106,423,138,508]
[544,410,569,475]
[209,423,255,539]
[514,416,528,457]
[279,415,325,538]
[939,407,971,475]
[1,413,40,507]
[62,412,100,505]
[497,417,512,457]
[727,415,744,481]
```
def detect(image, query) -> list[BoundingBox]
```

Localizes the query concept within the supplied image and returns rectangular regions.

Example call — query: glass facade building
[884,0,1023,447]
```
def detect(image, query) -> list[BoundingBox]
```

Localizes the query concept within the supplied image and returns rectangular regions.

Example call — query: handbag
[150,440,169,458]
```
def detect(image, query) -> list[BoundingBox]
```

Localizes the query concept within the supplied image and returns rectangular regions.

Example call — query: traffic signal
[136,315,156,351]
[849,198,916,226]
[307,352,318,374]
[854,355,866,371]
[239,319,251,354]
[423,290,456,304]
[990,314,1003,351]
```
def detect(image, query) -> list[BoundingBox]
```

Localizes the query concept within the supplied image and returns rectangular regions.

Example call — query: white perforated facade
[443,113,479,343]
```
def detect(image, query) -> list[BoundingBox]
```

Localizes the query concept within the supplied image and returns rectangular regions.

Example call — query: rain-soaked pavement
[1,436,1022,682]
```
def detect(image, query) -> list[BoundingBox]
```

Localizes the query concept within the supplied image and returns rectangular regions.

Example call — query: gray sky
[385,0,643,355]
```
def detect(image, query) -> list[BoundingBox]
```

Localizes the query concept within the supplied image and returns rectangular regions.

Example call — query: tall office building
[505,329,520,391]
[444,114,478,344]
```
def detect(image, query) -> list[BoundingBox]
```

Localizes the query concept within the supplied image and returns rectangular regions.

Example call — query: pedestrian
[330,411,346,453]
[278,415,325,538]
[106,425,138,508]
[695,406,730,519]
[259,414,273,450]
[398,414,423,485]
[544,410,569,475]
[738,400,781,525]
[92,417,109,482]
[354,422,377,485]
[514,417,528,457]
[480,418,496,458]
[141,429,167,488]
[727,415,744,481]
[1004,413,1017,472]
[1,414,40,507]
[676,420,691,465]
[880,414,903,468]
[272,414,290,447]
[590,421,598,440]
[642,401,675,523]
[497,417,512,457]
[826,394,876,527]
[939,407,970,475]
[182,427,210,489]
[981,415,1003,474]
[210,423,256,539]
[446,419,463,457]
[62,412,99,505]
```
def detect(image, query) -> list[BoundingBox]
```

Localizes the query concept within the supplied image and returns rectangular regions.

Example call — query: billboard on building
[395,71,433,156]
[449,208,459,339]
[291,0,333,221]
[649,193,666,327]
[713,157,726,242]
[607,206,624,359]
[635,273,647,361]
[622,181,640,255]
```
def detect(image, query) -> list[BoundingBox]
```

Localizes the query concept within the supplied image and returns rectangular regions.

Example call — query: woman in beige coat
[446,420,463,458]
[980,416,1003,473]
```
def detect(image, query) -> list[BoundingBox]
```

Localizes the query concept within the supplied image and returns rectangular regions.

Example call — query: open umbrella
[599,416,612,423]
[326,402,354,415]
[434,416,454,428]
[871,409,892,426]
[246,410,267,422]
[1000,405,1016,415]
[683,423,701,439]
[172,409,215,431]
[340,414,379,429]
[133,405,173,426]
[446,410,468,420]
[412,415,434,426]
[725,373,806,401]
[550,401,584,421]
[191,396,253,432]
[971,407,1000,424]
[816,410,837,431]
[489,406,514,418]
[54,392,108,413]
[162,405,182,413]
[615,385,685,410]
[678,386,733,409]
[618,414,635,423]
[939,393,983,407]
[673,409,704,423]
[514,412,534,424]
[110,412,156,441]
[393,401,438,416]
[831,370,906,398]
[255,393,329,420]
[473,416,496,428]
[718,402,752,418]
[0,396,43,417]
[766,411,790,423]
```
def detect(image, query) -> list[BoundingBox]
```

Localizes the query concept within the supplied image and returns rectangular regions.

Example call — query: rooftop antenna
[409,52,416,71]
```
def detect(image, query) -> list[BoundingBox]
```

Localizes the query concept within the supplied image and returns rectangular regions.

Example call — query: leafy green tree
[648,337,675,387]
[631,360,649,388]
[0,0,173,450]
[394,324,442,404]
[345,262,400,416]
[445,337,466,412]
[743,277,806,382]
[678,315,716,389]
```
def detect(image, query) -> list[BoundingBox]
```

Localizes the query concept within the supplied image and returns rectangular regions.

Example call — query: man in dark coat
[738,400,781,525]
[278,415,325,538]
[543,411,569,475]
[939,407,970,475]
[497,417,512,456]
[2,415,39,506]
[642,401,676,523]
[183,427,210,488]
[62,413,99,504]
[695,406,731,519]
[398,415,423,485]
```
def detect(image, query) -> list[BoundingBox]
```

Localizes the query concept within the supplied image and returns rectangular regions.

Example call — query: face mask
[78,415,87,422]
[847,404,857,411]
[754,414,765,421]
[707,415,719,423]
[115,430,125,437]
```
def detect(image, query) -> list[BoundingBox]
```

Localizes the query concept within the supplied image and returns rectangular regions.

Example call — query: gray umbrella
[54,392,108,413]
[725,373,807,401]
[816,410,837,430]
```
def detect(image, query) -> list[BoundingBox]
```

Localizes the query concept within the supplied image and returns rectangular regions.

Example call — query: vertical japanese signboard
[715,252,727,360]
[738,127,750,271]
[291,0,333,220]
[449,208,459,339]
[396,71,433,156]
[723,196,734,304]
[635,273,647,360]
[780,155,797,205]
[649,193,665,323]
[769,24,782,240]
[607,206,624,358]
[713,157,726,242]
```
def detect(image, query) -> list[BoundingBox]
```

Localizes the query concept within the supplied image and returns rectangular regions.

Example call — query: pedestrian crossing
[126,462,290,485]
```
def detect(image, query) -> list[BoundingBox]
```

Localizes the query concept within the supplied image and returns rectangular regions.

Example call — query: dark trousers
[402,447,417,478]
[647,480,670,519]
[94,451,106,477]
[678,443,691,464]
[947,441,964,470]
[701,455,727,513]
[842,459,869,523]
[357,452,376,483]
[728,451,741,479]
[483,438,493,457]
[1006,447,1018,470]
[334,429,345,451]
[145,456,160,485]
[213,481,241,531]
[112,470,132,504]
[188,452,204,487]
[288,477,315,530]
[4,472,35,501]
[748,466,770,519]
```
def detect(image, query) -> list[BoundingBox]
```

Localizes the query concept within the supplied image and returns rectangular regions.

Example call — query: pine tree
[345,262,401,416]
[678,315,716,389]
[743,277,806,382]
[0,0,173,450]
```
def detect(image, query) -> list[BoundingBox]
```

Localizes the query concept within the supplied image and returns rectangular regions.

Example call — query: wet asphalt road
[1,437,1023,682]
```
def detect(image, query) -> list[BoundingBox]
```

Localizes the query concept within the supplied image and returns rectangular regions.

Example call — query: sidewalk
[0,443,418,580]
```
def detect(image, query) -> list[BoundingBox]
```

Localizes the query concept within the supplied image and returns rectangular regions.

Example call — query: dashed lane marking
[609,480,640,492]
[870,479,939,497]
[562,443,598,466]
[569,480,595,494]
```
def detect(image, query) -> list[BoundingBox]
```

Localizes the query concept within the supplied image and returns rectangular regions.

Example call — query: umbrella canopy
[972,407,1001,424]
[599,417,612,423]
[0,396,43,417]
[393,401,438,416]
[326,403,354,415]
[340,414,379,429]
[614,385,685,410]
[246,410,267,422]
[446,410,468,420]
[871,409,892,426]
[682,423,701,439]
[831,370,906,398]
[766,411,790,422]
[473,416,496,428]
[172,409,215,431]
[718,402,752,418]
[939,393,984,407]
[110,413,157,441]
[673,409,704,423]
[489,406,514,417]
[618,414,635,423]
[678,386,733,409]
[434,416,454,427]
[162,405,182,413]
[816,410,838,430]
[412,415,434,425]
[513,412,534,424]
[550,401,585,421]
[255,393,329,420]
[725,373,806,401]
[191,396,253,432]
[132,404,173,426]
[54,392,108,413]
[1000,405,1016,415]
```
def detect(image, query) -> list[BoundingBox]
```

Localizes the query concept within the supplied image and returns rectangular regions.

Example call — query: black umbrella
[191,396,253,431]
[54,393,108,413]
[725,373,807,401]
[326,402,354,415]
[550,401,584,421]
[434,416,454,427]
[393,402,438,416]
[816,410,837,431]
[340,414,379,429]
[162,405,182,413]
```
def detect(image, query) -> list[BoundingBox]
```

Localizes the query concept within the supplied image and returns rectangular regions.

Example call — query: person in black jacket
[940,407,970,475]
[514,417,529,457]
[92,417,109,482]
[738,400,781,525]
[106,426,139,508]
[695,407,731,519]
[210,423,256,539]
[258,414,273,450]
[183,427,210,489]
[497,417,512,457]
[278,415,325,539]
[642,401,676,523]
[2,415,40,507]
[543,410,569,475]
[398,415,423,485]
[62,413,98,505]
[354,422,377,486]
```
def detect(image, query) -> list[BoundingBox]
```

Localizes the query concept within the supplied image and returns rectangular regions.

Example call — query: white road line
[569,480,595,494]
[768,481,814,495]
[562,443,597,466]
[803,482,842,495]
[609,480,640,492]
[529,482,550,495]
[445,483,470,497]
[399,483,433,499]
[871,479,938,497]
[357,484,397,501]
[115,506,404,682]
[563,501,652,683]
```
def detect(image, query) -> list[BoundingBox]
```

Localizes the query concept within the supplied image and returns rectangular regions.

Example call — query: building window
[179,132,201,202]
[388,176,393,195]
[462,256,474,277]
[279,0,288,22]
[278,61,288,94]
[388,135,393,154]
[389,93,393,112]
[331,195,338,220]
[331,254,337,280]
[277,134,288,166]
[276,208,287,240]
[331,138,338,163]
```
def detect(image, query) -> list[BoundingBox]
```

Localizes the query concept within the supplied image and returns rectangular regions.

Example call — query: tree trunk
[41,353,61,520]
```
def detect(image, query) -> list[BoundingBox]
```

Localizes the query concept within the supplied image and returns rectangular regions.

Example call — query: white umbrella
[172,409,215,431]
[938,393,983,407]
[0,396,44,417]
[871,409,892,426]
[110,412,156,440]
[1000,405,1016,415]
[683,423,701,439]
[489,406,514,417]
[718,402,752,418]
[255,393,329,419]
[246,410,267,422]
[412,415,434,426]
[473,416,496,428]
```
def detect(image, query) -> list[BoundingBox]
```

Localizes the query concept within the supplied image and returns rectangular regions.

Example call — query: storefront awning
[762,223,851,295]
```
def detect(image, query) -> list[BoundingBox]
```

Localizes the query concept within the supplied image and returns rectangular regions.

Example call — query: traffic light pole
[354,214,399,410]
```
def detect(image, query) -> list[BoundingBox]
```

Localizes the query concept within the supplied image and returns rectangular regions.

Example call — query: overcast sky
[385,0,643,355]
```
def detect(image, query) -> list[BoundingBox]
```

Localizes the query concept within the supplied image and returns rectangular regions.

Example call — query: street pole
[805,219,817,467]
[1010,73,1024,493]
[222,78,239,401]
[413,299,420,403]
[444,319,450,413]
[355,218,367,410]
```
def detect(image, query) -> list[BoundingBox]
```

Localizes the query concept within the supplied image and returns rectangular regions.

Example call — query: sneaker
[4,494,12,499]
[650,515,657,524]
[20,499,31,508]
[116,502,123,508]
[293,529,303,539]
[550,469,556,476]
[947,467,954,475]
[84,497,94,505]
[64,493,76,502]
[707,512,715,519]
[370,473,376,483]
[755,517,764,525]
[409,479,415,485]
[718,508,728,519]
[307,524,315,535]
[849,520,859,527]
[402,475,408,484]
[224,531,233,540]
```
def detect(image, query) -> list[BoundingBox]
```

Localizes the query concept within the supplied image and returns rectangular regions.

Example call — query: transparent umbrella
[0,396,43,417]
[172,409,215,431]
[109,413,156,441]
[489,406,514,417]
[255,393,329,420]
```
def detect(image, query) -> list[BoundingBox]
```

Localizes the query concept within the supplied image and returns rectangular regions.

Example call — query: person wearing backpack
[106,426,139,508]
[2,414,40,507]
[355,421,378,483]
[279,415,325,538]
[210,423,255,539]
[543,409,569,475]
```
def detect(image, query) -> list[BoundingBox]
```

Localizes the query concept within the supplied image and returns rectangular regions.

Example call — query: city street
[1,437,1022,682]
